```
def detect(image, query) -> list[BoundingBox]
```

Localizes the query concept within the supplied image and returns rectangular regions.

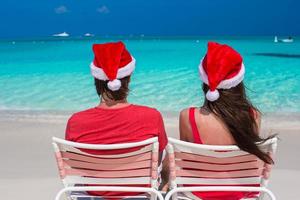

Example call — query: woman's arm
[255,111,262,131]
[179,108,192,142]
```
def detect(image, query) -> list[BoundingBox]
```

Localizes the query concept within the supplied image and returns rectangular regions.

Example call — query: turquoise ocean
[0,37,300,113]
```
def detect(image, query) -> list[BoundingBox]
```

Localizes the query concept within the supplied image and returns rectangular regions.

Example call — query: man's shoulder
[132,104,161,116]
[67,107,97,123]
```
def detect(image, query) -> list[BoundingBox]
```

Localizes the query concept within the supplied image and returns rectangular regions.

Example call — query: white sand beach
[0,110,299,199]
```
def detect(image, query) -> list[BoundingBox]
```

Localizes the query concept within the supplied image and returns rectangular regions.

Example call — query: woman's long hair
[203,82,274,164]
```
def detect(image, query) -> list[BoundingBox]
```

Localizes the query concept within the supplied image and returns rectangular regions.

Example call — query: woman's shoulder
[180,107,204,121]
[179,107,196,141]
[179,108,189,118]
[180,107,198,118]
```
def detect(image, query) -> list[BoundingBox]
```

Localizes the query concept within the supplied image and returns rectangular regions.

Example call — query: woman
[65,41,168,198]
[179,42,274,200]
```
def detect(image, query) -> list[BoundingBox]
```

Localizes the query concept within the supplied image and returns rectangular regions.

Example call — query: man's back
[65,104,167,154]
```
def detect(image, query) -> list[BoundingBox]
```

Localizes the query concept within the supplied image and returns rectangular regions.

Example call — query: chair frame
[166,137,278,200]
[52,137,164,200]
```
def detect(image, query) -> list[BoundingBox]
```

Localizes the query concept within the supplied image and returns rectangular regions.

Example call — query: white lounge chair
[166,137,278,200]
[52,137,164,200]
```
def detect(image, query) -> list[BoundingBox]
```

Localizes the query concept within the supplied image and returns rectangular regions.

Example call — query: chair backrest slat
[52,137,159,187]
[168,137,278,188]
[173,145,250,158]
[65,168,151,178]
[64,176,151,185]
[175,159,264,171]
[57,142,153,158]
[176,168,263,179]
[174,177,261,185]
[64,159,151,171]
[175,152,258,164]
[61,151,152,164]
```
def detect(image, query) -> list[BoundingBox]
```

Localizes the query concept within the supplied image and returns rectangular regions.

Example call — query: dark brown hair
[94,76,130,101]
[203,82,274,164]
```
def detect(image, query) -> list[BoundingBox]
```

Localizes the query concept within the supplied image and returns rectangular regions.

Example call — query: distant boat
[281,37,294,43]
[274,36,293,43]
[84,33,94,37]
[53,32,70,37]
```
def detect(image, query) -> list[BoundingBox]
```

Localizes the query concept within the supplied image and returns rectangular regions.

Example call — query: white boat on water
[274,36,293,43]
[53,32,70,37]
[281,38,293,43]
[84,33,94,37]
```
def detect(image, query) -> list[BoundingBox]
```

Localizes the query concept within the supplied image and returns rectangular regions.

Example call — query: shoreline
[1,108,300,130]
[2,108,300,118]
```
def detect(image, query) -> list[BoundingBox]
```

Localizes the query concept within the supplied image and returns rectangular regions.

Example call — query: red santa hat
[199,42,245,101]
[90,41,136,91]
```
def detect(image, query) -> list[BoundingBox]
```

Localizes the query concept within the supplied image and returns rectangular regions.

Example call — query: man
[65,41,168,198]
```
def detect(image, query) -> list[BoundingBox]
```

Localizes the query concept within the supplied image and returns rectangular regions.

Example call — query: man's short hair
[94,76,130,101]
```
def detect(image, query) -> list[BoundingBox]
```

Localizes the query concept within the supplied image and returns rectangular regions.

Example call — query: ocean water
[0,37,300,113]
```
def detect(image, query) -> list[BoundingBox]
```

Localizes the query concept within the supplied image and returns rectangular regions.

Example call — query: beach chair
[52,137,164,200]
[166,137,278,200]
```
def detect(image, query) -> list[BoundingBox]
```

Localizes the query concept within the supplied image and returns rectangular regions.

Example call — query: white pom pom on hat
[107,79,122,91]
[206,90,220,102]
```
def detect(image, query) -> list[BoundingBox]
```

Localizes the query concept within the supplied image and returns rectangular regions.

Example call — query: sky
[0,0,300,38]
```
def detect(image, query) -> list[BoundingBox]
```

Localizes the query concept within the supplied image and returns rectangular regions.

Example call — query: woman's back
[180,106,260,145]
[179,107,262,200]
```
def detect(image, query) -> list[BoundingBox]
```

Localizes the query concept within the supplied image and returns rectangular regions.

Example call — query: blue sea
[0,37,300,113]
